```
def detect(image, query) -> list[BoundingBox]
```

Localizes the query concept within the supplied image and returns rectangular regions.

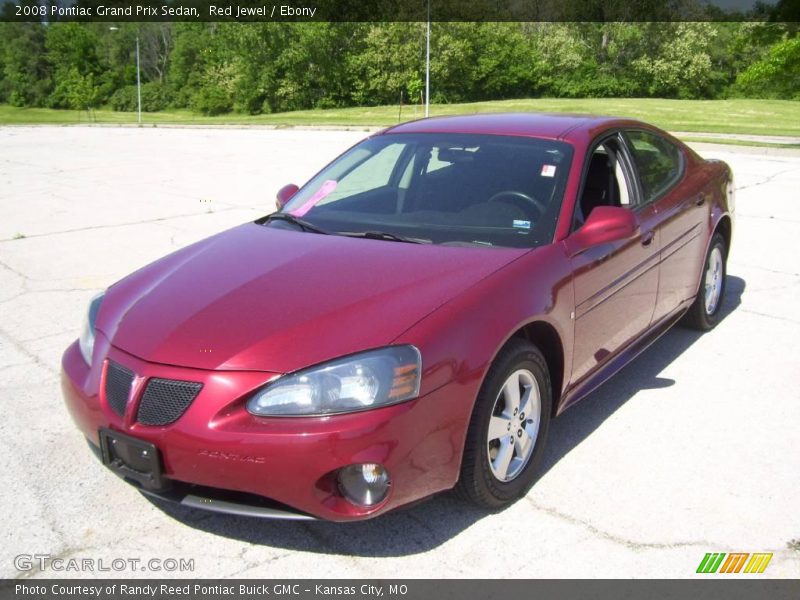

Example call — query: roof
[380,112,637,141]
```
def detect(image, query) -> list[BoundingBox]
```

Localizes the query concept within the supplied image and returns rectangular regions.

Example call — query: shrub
[192,85,233,115]
[109,82,170,112]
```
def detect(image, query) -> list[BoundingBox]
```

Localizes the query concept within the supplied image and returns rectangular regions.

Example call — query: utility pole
[135,35,142,125]
[425,0,430,118]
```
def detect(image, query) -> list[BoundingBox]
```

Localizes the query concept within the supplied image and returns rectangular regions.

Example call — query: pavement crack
[526,498,720,551]
[0,207,242,243]
[0,257,32,281]
[0,361,34,373]
[0,327,59,375]
[730,262,800,277]
[1,289,101,306]
[738,308,800,324]
[226,551,291,577]
[18,328,78,344]
[735,167,798,191]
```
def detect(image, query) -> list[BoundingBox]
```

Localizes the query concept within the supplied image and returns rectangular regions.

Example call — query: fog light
[337,463,390,507]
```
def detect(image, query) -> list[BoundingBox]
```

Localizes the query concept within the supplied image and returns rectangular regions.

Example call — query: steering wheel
[487,190,547,219]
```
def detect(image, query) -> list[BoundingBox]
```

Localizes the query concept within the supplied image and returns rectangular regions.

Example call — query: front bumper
[61,338,474,521]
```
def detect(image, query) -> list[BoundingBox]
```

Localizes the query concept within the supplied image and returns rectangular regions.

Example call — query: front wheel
[683,232,727,331]
[455,339,552,509]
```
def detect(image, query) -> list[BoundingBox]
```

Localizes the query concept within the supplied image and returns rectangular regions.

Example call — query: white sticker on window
[512,219,531,230]
[541,164,556,177]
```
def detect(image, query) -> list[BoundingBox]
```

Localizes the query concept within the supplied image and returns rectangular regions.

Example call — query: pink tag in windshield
[290,180,338,217]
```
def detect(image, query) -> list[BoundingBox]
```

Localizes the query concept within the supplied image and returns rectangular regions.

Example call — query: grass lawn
[1,98,798,138]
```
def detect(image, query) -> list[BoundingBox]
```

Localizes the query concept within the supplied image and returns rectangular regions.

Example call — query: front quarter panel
[394,244,575,460]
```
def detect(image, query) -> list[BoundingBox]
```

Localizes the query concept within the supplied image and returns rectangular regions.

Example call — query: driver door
[567,134,660,385]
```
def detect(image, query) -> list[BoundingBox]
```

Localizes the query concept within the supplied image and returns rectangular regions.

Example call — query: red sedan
[61,114,734,521]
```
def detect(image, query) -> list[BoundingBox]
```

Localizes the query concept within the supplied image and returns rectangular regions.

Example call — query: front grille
[136,378,202,426]
[105,361,134,417]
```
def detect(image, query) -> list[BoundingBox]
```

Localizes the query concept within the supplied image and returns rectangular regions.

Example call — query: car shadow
[146,276,745,557]
[540,274,744,480]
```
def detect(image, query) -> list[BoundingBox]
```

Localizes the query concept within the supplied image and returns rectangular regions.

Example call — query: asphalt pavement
[0,126,798,578]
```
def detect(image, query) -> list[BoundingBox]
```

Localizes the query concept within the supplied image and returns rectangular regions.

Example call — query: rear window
[626,130,684,202]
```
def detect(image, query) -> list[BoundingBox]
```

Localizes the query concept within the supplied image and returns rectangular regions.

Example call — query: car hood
[98,223,526,373]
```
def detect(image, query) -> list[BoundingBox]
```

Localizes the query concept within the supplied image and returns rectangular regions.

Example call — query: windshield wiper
[338,231,429,244]
[264,213,329,235]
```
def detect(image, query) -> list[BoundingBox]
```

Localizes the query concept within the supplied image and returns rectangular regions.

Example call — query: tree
[168,23,215,108]
[0,22,52,106]
[139,24,173,84]
[632,23,717,98]
[1,21,798,114]
[45,22,100,77]
[45,22,103,108]
[470,24,542,100]
[348,23,425,107]
[736,35,800,99]
[50,66,99,116]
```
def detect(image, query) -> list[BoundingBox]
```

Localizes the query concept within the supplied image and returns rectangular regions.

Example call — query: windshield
[273,133,573,249]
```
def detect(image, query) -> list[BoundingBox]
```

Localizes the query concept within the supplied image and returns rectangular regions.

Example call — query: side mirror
[568,205,638,255]
[275,184,299,210]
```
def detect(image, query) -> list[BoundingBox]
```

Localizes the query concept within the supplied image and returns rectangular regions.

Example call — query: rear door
[624,129,707,322]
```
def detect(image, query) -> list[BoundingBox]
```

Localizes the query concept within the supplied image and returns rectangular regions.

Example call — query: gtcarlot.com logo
[14,554,195,573]
[696,552,772,574]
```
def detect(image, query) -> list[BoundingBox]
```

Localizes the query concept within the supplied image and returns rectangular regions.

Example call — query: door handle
[641,230,655,247]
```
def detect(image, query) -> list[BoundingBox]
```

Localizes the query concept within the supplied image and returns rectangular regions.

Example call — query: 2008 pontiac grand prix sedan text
[62,113,734,521]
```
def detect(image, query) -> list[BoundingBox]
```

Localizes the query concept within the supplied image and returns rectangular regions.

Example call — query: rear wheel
[456,339,552,509]
[684,232,727,331]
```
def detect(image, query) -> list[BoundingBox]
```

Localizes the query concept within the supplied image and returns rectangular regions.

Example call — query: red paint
[275,183,299,210]
[61,113,734,520]
[567,205,639,250]
[98,225,525,377]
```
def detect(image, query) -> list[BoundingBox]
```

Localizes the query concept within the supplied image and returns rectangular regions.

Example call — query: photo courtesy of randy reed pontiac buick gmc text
[15,584,402,596]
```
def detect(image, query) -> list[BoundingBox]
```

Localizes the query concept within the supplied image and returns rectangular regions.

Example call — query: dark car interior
[401,150,540,227]
[580,152,621,217]
[574,142,630,229]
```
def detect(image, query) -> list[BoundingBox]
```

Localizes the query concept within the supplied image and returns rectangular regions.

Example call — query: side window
[317,142,405,205]
[626,130,683,203]
[575,136,635,229]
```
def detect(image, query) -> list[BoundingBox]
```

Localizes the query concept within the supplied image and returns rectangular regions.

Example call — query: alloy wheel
[486,369,541,482]
[704,246,724,315]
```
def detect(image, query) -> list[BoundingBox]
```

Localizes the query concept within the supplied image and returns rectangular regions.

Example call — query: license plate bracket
[99,428,165,490]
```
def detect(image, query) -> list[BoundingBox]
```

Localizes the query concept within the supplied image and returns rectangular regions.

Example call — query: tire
[455,338,552,509]
[684,232,727,331]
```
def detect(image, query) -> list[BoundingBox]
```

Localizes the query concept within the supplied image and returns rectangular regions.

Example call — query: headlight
[79,292,105,366]
[247,346,421,417]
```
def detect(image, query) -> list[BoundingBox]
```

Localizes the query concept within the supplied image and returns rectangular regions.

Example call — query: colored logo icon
[696,552,773,574]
